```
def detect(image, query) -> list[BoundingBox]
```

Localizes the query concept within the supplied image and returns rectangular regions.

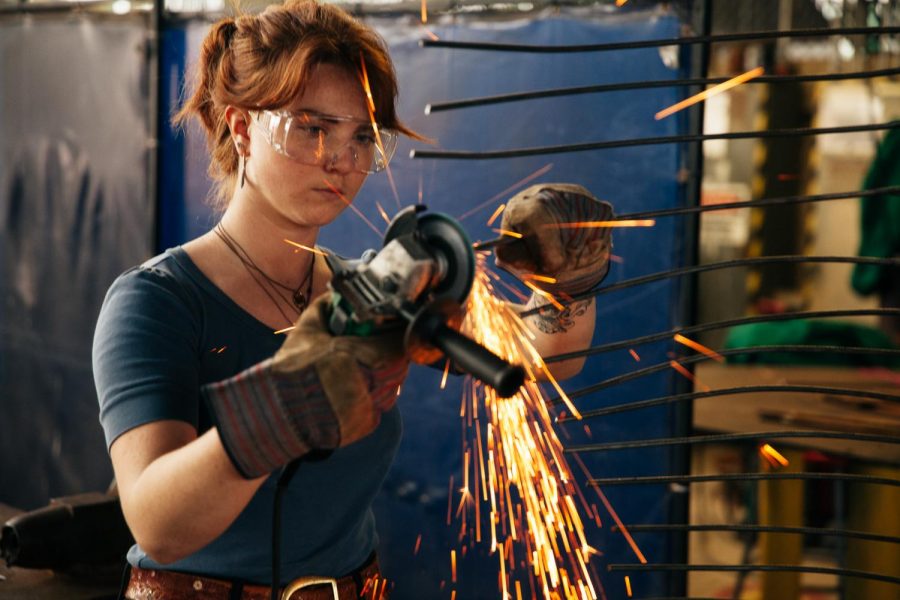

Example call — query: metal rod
[426,67,900,113]
[420,25,900,54]
[609,523,900,546]
[589,472,900,487]
[617,185,900,221]
[605,564,900,586]
[544,308,900,363]
[566,431,900,453]
[551,345,900,404]
[521,255,900,317]
[410,122,898,160]
[559,385,900,419]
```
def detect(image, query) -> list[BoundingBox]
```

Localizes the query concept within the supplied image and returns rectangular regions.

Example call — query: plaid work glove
[204,293,408,479]
[495,183,614,296]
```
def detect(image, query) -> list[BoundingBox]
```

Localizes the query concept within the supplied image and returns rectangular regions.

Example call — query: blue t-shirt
[92,247,402,583]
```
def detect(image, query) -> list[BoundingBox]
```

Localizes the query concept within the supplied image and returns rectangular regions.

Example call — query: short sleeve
[93,265,203,450]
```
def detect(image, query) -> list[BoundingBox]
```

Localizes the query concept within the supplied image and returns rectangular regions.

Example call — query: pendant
[292,290,307,309]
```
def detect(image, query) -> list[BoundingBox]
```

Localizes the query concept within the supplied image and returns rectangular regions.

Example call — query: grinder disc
[415,212,475,305]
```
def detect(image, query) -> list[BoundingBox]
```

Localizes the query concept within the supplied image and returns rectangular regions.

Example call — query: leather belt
[124,554,382,600]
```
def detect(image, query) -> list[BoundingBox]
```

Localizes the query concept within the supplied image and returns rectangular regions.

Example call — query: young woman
[92,2,612,598]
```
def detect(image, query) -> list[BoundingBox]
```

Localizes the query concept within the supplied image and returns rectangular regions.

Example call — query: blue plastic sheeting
[0,18,154,509]
[169,9,690,599]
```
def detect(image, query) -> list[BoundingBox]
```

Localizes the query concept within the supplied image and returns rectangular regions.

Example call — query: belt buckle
[281,576,339,600]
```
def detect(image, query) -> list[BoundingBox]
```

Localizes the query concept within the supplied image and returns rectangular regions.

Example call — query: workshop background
[1,0,899,599]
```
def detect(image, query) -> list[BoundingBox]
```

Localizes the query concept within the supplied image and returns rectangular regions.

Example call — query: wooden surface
[0,503,122,600]
[693,364,900,463]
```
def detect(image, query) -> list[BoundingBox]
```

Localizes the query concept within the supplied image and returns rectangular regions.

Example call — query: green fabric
[723,319,900,367]
[852,125,900,296]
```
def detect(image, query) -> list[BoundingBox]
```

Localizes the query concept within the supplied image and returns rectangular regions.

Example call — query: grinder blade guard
[326,206,525,397]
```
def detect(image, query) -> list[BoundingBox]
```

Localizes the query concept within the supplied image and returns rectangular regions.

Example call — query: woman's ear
[224,106,251,151]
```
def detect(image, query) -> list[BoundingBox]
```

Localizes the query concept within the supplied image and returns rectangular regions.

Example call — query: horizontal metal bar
[561,385,900,419]
[421,25,900,54]
[426,67,900,113]
[552,345,900,404]
[589,472,900,487]
[544,308,900,363]
[0,0,151,14]
[610,523,900,545]
[606,563,900,586]
[617,185,900,222]
[411,122,898,161]
[521,255,900,318]
[565,430,900,453]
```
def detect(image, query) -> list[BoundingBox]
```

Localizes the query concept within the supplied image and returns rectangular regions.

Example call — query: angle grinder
[326,205,525,398]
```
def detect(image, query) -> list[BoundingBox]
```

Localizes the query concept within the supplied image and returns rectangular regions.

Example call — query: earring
[236,143,246,189]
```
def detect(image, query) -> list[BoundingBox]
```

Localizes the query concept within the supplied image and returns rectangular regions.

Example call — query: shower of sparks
[487,203,506,226]
[449,256,600,599]
[628,349,641,362]
[493,228,523,238]
[673,333,725,363]
[624,576,632,597]
[457,163,554,221]
[655,66,765,120]
[322,178,384,238]
[760,443,790,468]
[548,220,655,229]
[359,52,402,208]
[375,201,392,225]
[283,239,328,256]
[273,326,295,335]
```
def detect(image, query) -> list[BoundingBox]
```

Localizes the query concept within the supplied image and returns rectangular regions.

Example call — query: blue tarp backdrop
[168,8,693,599]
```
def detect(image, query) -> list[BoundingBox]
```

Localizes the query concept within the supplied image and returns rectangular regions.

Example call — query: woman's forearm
[111,422,267,564]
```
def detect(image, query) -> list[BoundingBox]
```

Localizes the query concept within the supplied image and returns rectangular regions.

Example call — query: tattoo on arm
[524,297,594,334]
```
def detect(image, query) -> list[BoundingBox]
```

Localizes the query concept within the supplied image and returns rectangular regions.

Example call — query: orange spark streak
[375,201,391,225]
[273,326,295,335]
[441,359,451,389]
[420,0,427,22]
[655,66,765,120]
[674,333,725,362]
[446,475,454,526]
[760,443,790,467]
[450,591,456,600]
[624,576,632,597]
[487,203,506,226]
[358,52,401,208]
[522,274,558,284]
[413,534,422,555]
[283,238,328,256]
[669,359,711,391]
[493,228,523,238]
[523,281,565,311]
[457,163,554,221]
[548,220,655,229]
[322,179,383,237]
[451,550,457,583]
[570,452,647,564]
[628,349,641,362]
[421,25,440,41]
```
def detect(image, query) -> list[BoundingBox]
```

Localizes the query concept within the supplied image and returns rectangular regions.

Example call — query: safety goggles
[250,109,399,174]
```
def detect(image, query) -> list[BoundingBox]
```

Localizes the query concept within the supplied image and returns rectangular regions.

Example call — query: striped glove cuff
[203,358,341,479]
